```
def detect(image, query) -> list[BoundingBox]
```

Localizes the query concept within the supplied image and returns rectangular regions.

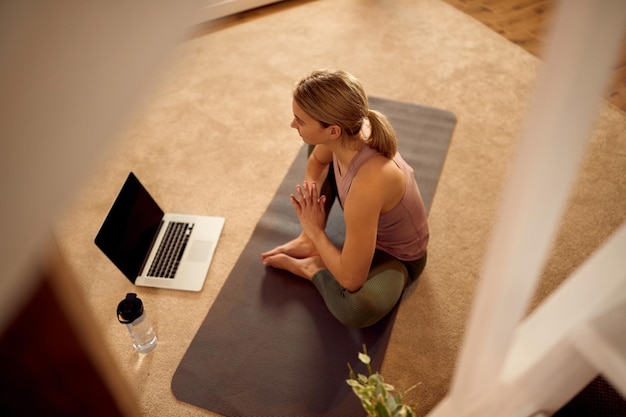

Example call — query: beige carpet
[54,0,626,416]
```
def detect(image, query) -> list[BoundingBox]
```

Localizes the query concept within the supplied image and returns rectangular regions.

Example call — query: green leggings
[312,250,426,328]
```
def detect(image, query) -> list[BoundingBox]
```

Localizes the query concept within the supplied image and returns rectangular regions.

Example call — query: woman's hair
[293,69,398,158]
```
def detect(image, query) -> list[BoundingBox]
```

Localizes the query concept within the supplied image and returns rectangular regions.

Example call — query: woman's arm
[303,157,405,291]
[307,190,379,291]
[305,145,333,183]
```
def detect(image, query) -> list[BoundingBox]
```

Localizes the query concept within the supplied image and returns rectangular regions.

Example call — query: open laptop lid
[95,172,163,283]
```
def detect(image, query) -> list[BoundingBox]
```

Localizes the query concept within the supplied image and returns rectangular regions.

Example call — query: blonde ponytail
[365,109,397,158]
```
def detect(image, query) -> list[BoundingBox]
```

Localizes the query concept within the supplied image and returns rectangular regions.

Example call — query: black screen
[94,172,164,282]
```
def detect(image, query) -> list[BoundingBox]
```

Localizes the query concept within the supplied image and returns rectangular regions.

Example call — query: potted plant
[346,345,417,417]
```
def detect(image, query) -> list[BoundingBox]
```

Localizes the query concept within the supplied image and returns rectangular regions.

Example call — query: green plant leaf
[346,379,362,388]
[369,373,383,384]
[394,406,408,416]
[348,345,418,417]
[362,399,375,415]
[383,383,395,391]
[386,392,397,410]
[374,401,391,417]
[391,405,409,417]
[347,362,356,380]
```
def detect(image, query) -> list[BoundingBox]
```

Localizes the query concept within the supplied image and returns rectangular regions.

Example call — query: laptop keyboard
[147,222,193,278]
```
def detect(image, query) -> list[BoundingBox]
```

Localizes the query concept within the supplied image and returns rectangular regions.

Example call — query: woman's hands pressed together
[290,181,327,240]
[260,181,328,281]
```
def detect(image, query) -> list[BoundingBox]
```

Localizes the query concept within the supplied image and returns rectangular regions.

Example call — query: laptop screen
[95,172,164,282]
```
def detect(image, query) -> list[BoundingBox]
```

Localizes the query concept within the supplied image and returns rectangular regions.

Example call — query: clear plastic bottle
[117,293,157,353]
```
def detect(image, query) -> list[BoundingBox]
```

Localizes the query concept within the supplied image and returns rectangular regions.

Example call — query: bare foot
[261,234,318,261]
[262,253,325,280]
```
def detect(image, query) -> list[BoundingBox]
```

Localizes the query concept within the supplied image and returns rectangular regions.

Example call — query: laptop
[95,172,225,292]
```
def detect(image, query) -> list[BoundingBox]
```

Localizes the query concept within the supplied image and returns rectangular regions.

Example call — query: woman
[261,69,428,328]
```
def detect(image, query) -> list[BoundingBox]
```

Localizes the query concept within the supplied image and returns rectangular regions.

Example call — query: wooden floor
[443,0,626,113]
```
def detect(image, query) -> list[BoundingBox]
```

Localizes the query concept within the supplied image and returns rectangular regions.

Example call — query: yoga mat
[171,97,457,417]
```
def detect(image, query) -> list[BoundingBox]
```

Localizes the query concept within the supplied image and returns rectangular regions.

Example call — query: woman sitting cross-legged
[261,69,428,328]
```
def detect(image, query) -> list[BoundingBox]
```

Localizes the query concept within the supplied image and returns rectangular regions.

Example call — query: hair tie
[361,116,371,140]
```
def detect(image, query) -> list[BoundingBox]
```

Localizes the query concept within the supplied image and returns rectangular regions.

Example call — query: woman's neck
[331,136,366,175]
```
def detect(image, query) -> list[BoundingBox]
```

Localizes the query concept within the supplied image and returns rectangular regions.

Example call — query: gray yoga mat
[171,97,456,417]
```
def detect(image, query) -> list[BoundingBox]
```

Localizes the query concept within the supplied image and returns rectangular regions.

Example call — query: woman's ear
[328,125,342,139]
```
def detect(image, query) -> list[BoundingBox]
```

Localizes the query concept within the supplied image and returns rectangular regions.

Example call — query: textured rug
[171,97,456,417]
[50,1,626,415]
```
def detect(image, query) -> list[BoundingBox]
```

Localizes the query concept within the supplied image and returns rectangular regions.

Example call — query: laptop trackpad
[187,240,214,262]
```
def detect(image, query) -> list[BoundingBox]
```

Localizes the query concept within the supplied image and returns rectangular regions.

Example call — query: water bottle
[117,293,157,353]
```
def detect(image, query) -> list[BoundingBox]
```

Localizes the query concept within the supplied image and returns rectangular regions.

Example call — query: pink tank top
[333,145,429,261]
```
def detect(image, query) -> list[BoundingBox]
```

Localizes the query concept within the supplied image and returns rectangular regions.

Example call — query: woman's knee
[331,267,406,327]
[312,263,407,328]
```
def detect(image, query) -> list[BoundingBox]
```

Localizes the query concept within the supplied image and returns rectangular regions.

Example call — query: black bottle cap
[117,293,144,324]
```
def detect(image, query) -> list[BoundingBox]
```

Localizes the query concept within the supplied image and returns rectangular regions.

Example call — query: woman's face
[290,100,331,145]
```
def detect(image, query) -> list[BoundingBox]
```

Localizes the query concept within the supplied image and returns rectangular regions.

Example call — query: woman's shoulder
[348,155,405,213]
[355,152,404,186]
